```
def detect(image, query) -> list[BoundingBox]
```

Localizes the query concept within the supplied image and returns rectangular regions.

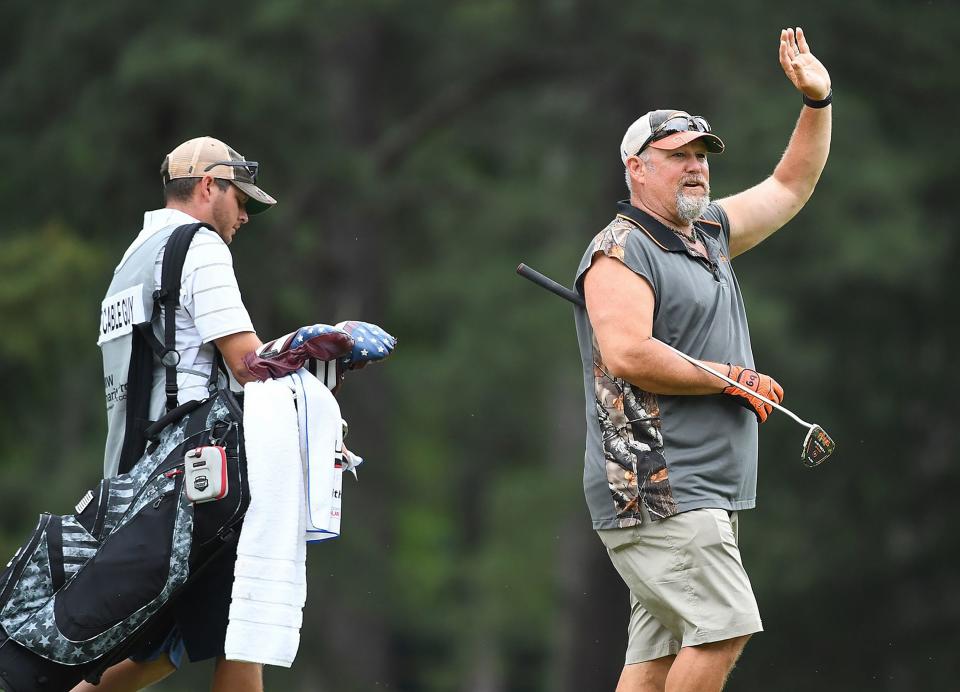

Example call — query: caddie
[573,28,832,692]
[78,137,395,692]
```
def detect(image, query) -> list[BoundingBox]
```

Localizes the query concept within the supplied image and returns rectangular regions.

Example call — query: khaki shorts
[597,507,763,664]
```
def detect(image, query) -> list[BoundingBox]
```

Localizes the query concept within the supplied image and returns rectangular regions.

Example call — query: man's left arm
[719,27,832,258]
[216,331,263,385]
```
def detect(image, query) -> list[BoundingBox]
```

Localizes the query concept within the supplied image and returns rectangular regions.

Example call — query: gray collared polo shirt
[573,201,758,529]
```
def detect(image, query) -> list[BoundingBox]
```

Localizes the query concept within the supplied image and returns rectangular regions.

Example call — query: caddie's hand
[335,321,397,369]
[243,324,354,381]
[722,364,784,424]
[779,27,831,100]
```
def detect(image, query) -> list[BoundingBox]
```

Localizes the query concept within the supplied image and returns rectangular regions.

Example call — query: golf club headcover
[243,324,355,381]
[335,321,398,369]
[722,364,784,424]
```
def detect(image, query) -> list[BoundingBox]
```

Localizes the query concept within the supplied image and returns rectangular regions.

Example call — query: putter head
[801,425,835,467]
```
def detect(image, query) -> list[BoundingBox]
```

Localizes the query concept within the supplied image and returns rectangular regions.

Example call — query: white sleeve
[180,231,255,343]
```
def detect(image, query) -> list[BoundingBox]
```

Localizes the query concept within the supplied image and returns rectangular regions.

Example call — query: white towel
[225,378,306,667]
[225,370,346,666]
[289,369,344,541]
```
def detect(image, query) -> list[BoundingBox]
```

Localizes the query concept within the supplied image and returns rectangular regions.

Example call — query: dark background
[1,1,958,690]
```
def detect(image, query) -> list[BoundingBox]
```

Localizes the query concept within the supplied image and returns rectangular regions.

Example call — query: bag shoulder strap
[116,223,216,475]
[155,223,214,413]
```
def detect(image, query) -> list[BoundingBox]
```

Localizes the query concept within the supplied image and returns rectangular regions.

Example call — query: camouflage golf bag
[0,387,247,691]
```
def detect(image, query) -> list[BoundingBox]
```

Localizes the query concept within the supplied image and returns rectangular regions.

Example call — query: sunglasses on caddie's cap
[160,136,277,215]
[620,110,725,164]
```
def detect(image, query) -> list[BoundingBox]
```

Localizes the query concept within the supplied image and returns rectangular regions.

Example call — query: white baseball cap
[620,110,725,164]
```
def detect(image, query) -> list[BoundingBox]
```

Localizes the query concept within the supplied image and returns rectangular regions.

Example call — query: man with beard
[572,28,831,692]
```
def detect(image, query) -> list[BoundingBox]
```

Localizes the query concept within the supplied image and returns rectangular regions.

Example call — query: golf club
[515,262,835,467]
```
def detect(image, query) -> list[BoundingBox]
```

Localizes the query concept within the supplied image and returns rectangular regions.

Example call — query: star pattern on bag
[2,407,223,666]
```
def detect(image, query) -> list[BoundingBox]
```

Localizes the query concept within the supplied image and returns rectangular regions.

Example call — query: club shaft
[516,263,813,429]
[657,342,812,428]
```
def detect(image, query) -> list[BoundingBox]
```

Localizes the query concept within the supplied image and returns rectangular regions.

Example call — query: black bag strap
[116,325,156,474]
[144,399,204,442]
[156,223,212,413]
[115,223,215,475]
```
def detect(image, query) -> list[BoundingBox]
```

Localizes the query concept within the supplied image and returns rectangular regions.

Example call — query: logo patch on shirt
[98,284,146,345]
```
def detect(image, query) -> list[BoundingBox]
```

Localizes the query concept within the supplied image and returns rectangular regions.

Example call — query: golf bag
[0,224,250,691]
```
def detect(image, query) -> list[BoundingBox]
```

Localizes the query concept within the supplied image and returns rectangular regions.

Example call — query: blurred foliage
[1,0,958,690]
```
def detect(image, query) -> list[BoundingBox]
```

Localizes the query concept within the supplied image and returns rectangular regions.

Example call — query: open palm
[779,27,831,100]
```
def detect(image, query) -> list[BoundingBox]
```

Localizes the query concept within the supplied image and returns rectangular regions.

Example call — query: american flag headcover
[335,321,398,368]
[243,324,354,381]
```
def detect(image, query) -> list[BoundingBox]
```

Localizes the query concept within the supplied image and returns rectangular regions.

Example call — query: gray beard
[675,188,710,222]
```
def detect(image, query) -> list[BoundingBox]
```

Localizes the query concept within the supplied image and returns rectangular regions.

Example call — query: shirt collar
[142,208,201,233]
[114,208,207,274]
[615,200,720,252]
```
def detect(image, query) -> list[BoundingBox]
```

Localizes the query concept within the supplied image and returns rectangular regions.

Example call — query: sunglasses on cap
[204,160,259,184]
[636,113,712,155]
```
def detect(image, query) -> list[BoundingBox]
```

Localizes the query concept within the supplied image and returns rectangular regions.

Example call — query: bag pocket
[192,450,246,550]
[53,474,181,641]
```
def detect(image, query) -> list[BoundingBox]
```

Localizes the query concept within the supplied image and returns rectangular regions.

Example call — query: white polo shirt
[115,208,255,405]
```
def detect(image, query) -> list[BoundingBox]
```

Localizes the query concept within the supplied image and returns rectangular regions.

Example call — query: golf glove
[243,324,354,381]
[335,321,398,369]
[722,364,784,424]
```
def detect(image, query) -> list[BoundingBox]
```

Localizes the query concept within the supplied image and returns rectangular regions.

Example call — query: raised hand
[779,27,831,100]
